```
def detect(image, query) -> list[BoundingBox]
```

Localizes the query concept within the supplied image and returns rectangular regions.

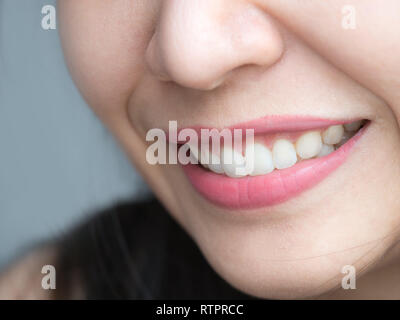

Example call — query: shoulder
[0,246,58,299]
[0,199,164,300]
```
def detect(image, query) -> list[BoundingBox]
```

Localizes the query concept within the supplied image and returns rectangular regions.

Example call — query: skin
[0,247,60,299]
[55,0,400,299]
[5,0,400,299]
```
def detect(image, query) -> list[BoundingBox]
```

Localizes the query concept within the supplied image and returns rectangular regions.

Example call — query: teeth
[317,144,335,158]
[344,120,363,132]
[192,121,364,177]
[199,146,210,168]
[245,143,274,176]
[272,139,297,170]
[190,144,224,173]
[221,146,247,178]
[296,131,322,159]
[208,154,224,174]
[189,144,207,165]
[335,131,354,148]
[322,125,344,145]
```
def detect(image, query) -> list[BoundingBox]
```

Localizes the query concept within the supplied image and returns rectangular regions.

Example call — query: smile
[181,116,369,209]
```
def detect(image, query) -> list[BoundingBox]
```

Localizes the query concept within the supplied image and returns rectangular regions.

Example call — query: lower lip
[182,126,367,210]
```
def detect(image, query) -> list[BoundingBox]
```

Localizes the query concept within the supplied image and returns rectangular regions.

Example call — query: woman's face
[59,0,400,298]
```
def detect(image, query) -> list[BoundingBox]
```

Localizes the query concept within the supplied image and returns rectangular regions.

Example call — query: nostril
[145,1,284,91]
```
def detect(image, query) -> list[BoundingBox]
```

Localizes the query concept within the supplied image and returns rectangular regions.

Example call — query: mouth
[179,117,369,209]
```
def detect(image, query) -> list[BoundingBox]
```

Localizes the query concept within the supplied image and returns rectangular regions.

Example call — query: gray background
[0,0,149,267]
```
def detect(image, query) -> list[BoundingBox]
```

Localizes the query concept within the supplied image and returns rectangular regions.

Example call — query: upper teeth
[344,120,363,132]
[221,146,247,178]
[272,139,298,169]
[295,131,322,160]
[245,142,274,176]
[322,125,345,145]
[190,121,364,177]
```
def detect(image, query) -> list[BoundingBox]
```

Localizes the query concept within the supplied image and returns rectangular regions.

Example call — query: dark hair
[55,198,253,299]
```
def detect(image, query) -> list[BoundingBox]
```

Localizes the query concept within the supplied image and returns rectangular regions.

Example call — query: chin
[161,117,400,300]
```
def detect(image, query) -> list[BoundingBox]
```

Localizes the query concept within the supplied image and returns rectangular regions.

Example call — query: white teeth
[317,144,335,158]
[245,143,274,176]
[189,144,207,166]
[344,120,363,132]
[190,144,224,173]
[322,125,344,145]
[193,121,363,177]
[221,146,247,178]
[272,139,297,170]
[208,154,224,174]
[199,146,211,168]
[295,131,322,160]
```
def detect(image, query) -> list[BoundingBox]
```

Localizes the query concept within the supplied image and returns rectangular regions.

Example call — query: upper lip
[165,115,364,141]
[228,115,362,134]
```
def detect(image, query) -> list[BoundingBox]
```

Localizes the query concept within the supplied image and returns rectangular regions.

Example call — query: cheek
[260,0,400,123]
[58,0,155,118]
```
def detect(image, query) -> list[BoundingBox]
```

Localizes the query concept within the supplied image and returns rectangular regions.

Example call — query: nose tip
[145,1,284,91]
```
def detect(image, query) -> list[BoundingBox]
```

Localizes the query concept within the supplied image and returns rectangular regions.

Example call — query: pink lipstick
[180,116,368,209]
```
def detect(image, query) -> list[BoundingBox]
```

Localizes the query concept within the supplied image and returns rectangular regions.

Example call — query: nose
[146,0,284,90]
